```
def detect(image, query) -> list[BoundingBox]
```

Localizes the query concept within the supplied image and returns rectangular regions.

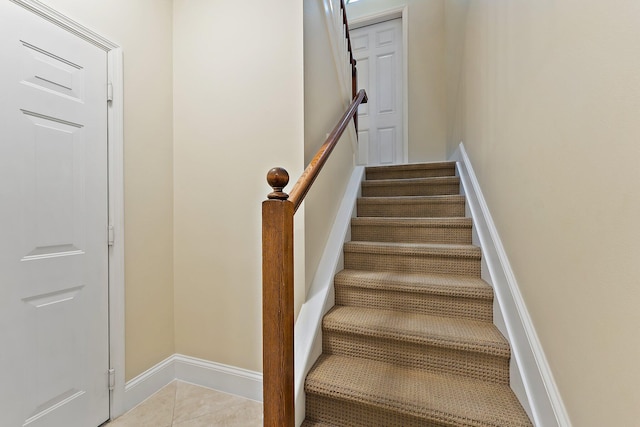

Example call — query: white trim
[349,6,409,164]
[107,47,126,419]
[293,166,365,427]
[123,357,175,413]
[349,9,402,28]
[123,354,263,413]
[451,143,572,427]
[10,0,127,420]
[174,355,263,402]
[9,0,119,50]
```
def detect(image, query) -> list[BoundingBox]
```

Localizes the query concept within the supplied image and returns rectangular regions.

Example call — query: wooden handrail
[289,89,368,211]
[262,3,364,425]
[262,88,367,427]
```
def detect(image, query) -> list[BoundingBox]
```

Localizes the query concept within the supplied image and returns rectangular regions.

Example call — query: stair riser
[357,201,465,218]
[362,183,459,197]
[344,252,480,276]
[323,332,510,384]
[335,287,492,321]
[351,224,472,244]
[366,168,456,181]
[306,393,449,427]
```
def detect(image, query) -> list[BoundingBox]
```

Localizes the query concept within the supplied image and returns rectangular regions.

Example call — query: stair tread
[336,269,492,299]
[305,355,532,427]
[357,195,466,218]
[359,194,465,203]
[344,241,481,258]
[366,161,456,173]
[324,306,509,356]
[362,176,460,187]
[352,216,472,228]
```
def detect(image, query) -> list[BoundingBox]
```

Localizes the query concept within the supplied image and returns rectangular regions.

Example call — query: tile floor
[105,381,263,427]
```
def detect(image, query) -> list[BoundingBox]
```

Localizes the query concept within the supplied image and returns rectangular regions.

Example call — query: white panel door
[0,2,110,426]
[351,19,403,166]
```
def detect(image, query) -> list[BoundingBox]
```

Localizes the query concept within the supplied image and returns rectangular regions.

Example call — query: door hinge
[108,225,115,246]
[107,82,114,102]
[108,368,115,390]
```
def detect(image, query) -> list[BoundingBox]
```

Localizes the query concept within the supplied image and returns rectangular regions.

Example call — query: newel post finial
[266,167,290,200]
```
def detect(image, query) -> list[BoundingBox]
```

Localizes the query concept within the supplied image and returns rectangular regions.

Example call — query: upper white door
[351,18,404,166]
[0,2,110,426]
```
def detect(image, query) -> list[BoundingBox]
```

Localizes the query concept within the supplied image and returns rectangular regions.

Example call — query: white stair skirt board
[450,143,572,427]
[123,354,263,414]
[294,166,365,427]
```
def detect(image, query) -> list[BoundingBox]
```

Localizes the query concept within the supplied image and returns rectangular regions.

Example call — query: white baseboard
[122,356,175,413]
[450,143,572,427]
[174,354,262,402]
[122,354,263,415]
[293,166,365,427]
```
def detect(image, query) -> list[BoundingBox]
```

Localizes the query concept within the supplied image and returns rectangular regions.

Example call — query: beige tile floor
[105,380,263,426]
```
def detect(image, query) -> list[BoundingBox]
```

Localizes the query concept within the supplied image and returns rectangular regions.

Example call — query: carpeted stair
[303,162,532,427]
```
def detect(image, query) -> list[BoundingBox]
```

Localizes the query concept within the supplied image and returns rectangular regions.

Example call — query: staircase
[302,162,533,427]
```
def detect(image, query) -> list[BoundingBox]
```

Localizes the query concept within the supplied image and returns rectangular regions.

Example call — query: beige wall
[448,0,640,424]
[303,0,356,293]
[39,0,175,381]
[444,0,469,151]
[173,0,305,372]
[347,0,446,162]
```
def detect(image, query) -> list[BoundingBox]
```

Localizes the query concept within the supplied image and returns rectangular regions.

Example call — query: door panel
[378,127,396,164]
[377,53,395,114]
[0,2,109,426]
[352,19,403,166]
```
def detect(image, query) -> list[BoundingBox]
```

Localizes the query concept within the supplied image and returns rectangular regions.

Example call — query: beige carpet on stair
[306,355,531,427]
[303,162,532,427]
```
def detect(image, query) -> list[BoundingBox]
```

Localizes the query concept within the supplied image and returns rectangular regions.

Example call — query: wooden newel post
[262,167,295,427]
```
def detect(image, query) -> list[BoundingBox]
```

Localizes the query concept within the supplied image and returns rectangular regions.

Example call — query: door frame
[11,0,126,420]
[351,6,409,164]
